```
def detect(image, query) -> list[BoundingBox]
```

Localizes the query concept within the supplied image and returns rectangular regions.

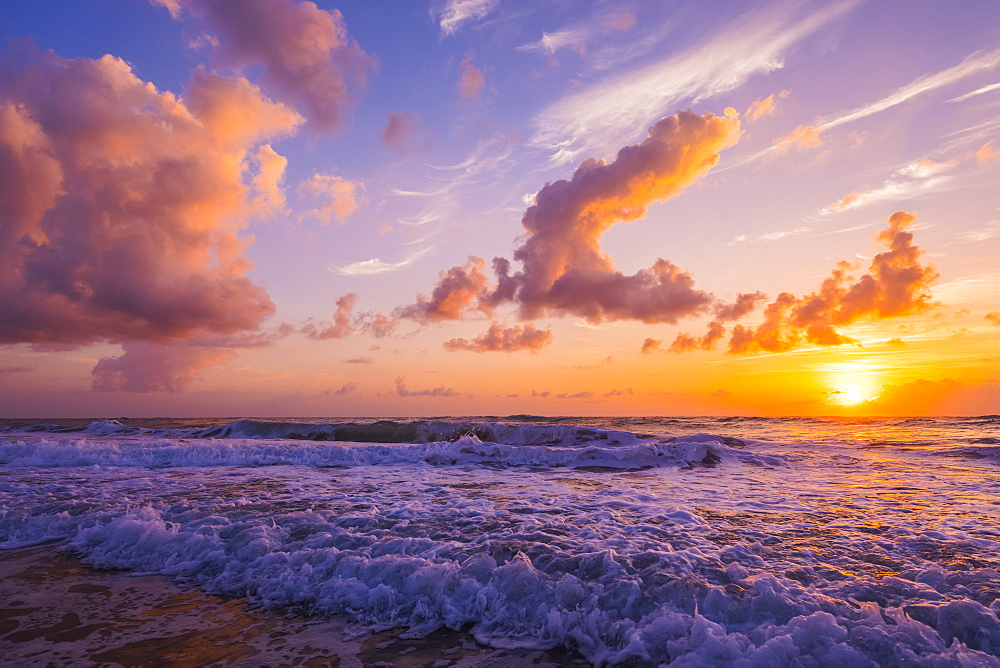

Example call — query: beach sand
[0,544,586,667]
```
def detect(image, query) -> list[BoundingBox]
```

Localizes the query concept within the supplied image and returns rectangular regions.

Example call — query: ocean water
[2,415,999,665]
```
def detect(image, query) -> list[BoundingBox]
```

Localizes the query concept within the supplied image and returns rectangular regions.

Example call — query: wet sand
[0,544,586,667]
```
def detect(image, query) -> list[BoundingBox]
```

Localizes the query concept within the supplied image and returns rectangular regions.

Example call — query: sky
[1,0,998,418]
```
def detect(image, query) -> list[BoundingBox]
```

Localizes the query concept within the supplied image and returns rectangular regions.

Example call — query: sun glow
[825,361,883,407]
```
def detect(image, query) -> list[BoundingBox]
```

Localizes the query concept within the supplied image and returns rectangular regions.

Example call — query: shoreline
[0,544,587,667]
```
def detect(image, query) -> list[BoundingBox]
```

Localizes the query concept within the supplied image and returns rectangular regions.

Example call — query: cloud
[381,113,431,153]
[762,48,1000,160]
[157,0,373,133]
[640,337,661,353]
[343,356,374,364]
[745,90,790,121]
[0,48,295,353]
[443,322,553,353]
[330,381,359,397]
[530,1,857,163]
[330,247,433,276]
[303,294,357,340]
[395,376,460,397]
[399,110,740,333]
[603,388,634,397]
[557,391,594,399]
[949,81,1000,103]
[297,173,363,224]
[819,158,957,215]
[987,312,1000,326]
[0,365,33,378]
[458,52,485,100]
[669,321,725,353]
[397,256,493,323]
[728,211,938,354]
[490,111,739,323]
[715,292,767,321]
[91,343,235,393]
[977,141,999,166]
[249,144,289,217]
[433,0,499,36]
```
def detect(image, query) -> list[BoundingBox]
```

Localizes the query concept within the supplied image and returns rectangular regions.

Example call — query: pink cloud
[159,0,373,133]
[728,211,938,353]
[403,111,740,333]
[714,291,767,321]
[0,48,295,351]
[91,343,235,393]
[443,322,553,353]
[0,365,34,378]
[395,377,460,397]
[382,113,432,153]
[640,337,661,353]
[458,52,485,99]
[303,293,357,340]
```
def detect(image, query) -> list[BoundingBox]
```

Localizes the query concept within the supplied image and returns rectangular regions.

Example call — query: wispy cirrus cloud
[948,81,1000,103]
[530,0,858,164]
[433,0,499,37]
[330,247,433,276]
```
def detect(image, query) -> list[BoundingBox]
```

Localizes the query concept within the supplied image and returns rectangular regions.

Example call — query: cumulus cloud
[156,0,373,132]
[715,292,767,321]
[443,322,553,353]
[297,173,363,224]
[395,376,460,397]
[91,343,235,393]
[490,110,739,323]
[303,294,399,340]
[0,48,297,353]
[669,321,725,353]
[458,52,485,99]
[640,337,661,353]
[303,294,357,340]
[397,256,493,323]
[434,0,499,36]
[398,111,740,337]
[249,144,289,217]
[557,391,594,399]
[728,211,938,354]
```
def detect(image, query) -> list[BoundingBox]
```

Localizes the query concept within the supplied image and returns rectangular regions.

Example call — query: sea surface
[2,415,999,665]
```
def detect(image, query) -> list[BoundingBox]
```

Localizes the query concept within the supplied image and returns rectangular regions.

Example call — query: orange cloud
[303,293,357,340]
[728,211,938,354]
[398,256,492,323]
[458,52,485,99]
[745,90,789,121]
[158,0,373,132]
[297,173,363,224]
[774,123,822,153]
[669,321,725,353]
[444,322,553,353]
[250,144,289,217]
[986,312,1000,326]
[977,141,998,166]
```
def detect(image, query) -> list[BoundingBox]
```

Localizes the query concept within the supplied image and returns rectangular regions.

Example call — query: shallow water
[2,416,999,665]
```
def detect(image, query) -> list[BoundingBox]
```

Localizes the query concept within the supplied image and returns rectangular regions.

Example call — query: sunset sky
[1,0,998,417]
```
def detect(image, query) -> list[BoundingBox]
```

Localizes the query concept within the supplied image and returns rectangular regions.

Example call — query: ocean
[2,415,999,665]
